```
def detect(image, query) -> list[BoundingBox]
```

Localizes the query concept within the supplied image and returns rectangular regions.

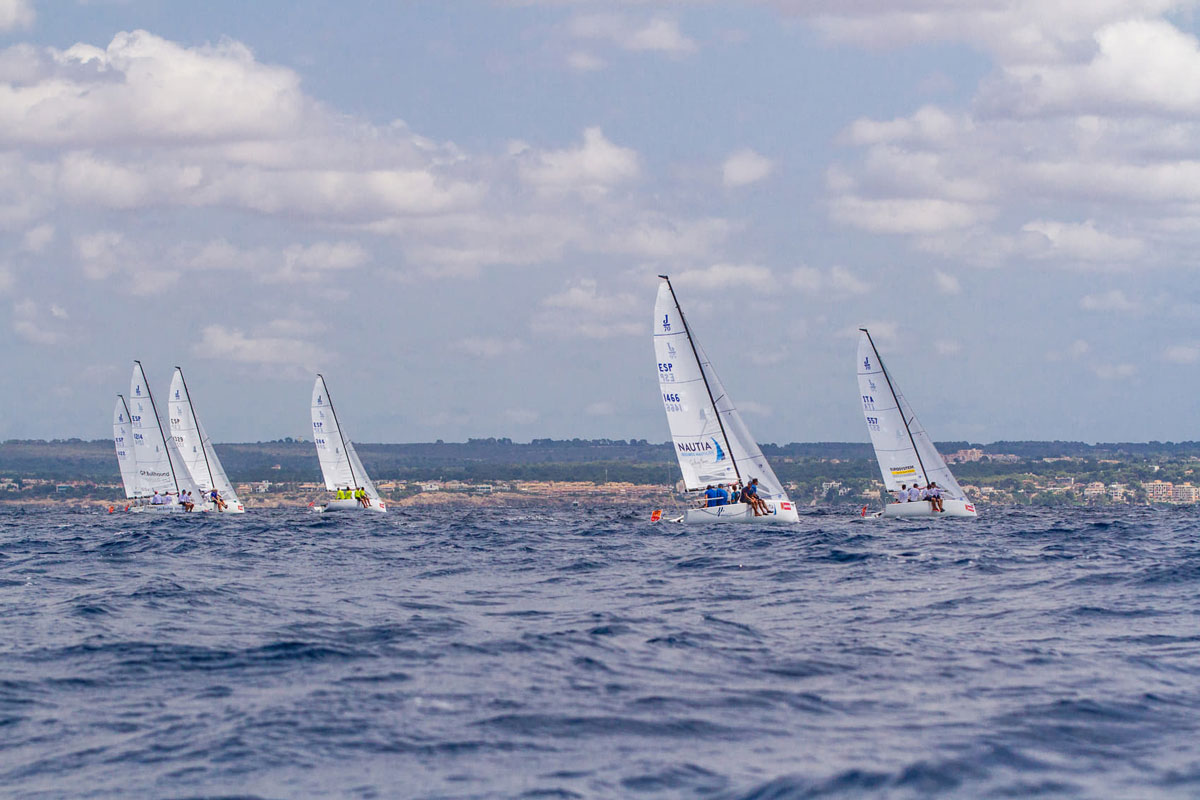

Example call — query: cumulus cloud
[674,263,774,292]
[192,323,331,371]
[532,278,641,338]
[516,126,640,196]
[1163,343,1200,363]
[933,269,961,295]
[0,0,33,32]
[452,337,526,358]
[1094,362,1137,379]
[21,223,52,253]
[568,14,697,56]
[566,51,605,72]
[11,299,63,345]
[722,148,773,187]
[790,265,870,295]
[820,4,1200,271]
[1046,338,1092,361]
[1079,289,1140,312]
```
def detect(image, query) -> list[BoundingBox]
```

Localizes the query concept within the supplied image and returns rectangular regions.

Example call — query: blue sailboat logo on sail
[712,437,726,461]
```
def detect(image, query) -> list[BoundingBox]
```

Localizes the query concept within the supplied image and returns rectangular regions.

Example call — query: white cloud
[1022,220,1145,263]
[566,51,605,72]
[21,223,53,253]
[830,194,985,235]
[1046,338,1092,361]
[935,339,962,355]
[533,278,641,338]
[452,337,526,358]
[192,323,331,371]
[0,0,33,32]
[674,263,774,292]
[789,265,869,295]
[1163,343,1200,363]
[933,269,961,295]
[11,299,63,345]
[722,148,773,187]
[517,127,640,195]
[585,400,616,416]
[568,14,697,56]
[1094,362,1137,379]
[503,408,540,425]
[1080,289,1140,312]
[853,320,899,343]
[271,241,370,283]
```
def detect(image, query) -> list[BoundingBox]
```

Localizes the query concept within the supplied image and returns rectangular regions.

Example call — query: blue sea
[2,506,1199,799]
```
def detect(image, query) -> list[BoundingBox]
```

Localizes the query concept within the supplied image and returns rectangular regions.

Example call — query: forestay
[113,395,139,499]
[653,278,788,500]
[856,330,966,500]
[168,368,241,506]
[311,375,380,503]
[129,362,199,498]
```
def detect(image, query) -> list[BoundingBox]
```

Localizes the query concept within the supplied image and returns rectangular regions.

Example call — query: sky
[3,0,1200,444]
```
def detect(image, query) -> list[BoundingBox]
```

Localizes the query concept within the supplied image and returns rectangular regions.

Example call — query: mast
[860,328,928,485]
[318,374,358,488]
[176,367,215,489]
[135,360,179,494]
[660,275,743,486]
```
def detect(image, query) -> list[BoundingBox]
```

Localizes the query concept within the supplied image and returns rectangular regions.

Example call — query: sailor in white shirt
[908,485,921,502]
[896,484,908,502]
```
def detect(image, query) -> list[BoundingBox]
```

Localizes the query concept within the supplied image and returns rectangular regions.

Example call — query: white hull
[873,498,977,519]
[198,498,245,514]
[129,502,195,513]
[684,499,799,524]
[314,498,387,513]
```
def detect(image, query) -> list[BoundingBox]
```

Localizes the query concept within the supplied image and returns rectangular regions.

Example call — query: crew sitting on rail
[894,484,907,502]
[703,485,721,507]
[744,478,770,516]
[927,482,944,512]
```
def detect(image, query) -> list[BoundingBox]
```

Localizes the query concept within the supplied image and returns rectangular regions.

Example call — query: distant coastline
[5,438,1200,509]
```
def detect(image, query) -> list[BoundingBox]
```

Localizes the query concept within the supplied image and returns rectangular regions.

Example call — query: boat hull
[684,500,798,524]
[314,498,387,513]
[874,499,977,519]
[199,498,245,514]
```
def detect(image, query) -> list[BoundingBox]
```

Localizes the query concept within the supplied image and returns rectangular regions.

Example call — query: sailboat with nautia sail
[168,368,245,513]
[654,275,798,523]
[310,374,386,513]
[857,328,976,518]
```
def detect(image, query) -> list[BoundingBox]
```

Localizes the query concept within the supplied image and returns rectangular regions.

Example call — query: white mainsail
[311,375,380,503]
[653,277,789,502]
[168,368,242,510]
[113,395,139,499]
[129,361,198,498]
[856,329,967,500]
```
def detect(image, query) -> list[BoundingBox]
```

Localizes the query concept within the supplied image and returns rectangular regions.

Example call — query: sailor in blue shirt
[704,485,721,507]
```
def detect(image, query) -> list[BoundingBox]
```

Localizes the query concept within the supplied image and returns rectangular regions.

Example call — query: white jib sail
[857,330,967,500]
[654,277,790,501]
[168,368,241,506]
[113,395,139,499]
[311,375,380,502]
[129,362,198,498]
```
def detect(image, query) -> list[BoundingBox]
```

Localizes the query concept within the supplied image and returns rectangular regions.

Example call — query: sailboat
[128,361,202,512]
[113,395,139,503]
[168,368,245,513]
[310,374,386,513]
[654,275,798,523]
[857,329,977,518]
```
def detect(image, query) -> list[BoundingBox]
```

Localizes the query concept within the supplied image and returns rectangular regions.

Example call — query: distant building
[1107,483,1127,503]
[1083,482,1107,500]
[1145,480,1175,502]
[1173,483,1200,503]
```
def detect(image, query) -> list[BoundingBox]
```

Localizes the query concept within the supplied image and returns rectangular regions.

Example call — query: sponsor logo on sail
[662,314,671,332]
[889,464,918,478]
